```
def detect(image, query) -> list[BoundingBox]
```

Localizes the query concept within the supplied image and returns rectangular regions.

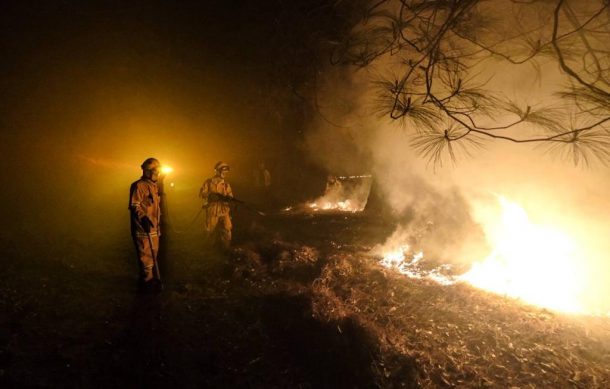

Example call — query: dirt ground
[1,210,609,388]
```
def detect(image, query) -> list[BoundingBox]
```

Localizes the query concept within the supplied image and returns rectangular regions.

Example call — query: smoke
[303,23,610,315]
[304,65,488,265]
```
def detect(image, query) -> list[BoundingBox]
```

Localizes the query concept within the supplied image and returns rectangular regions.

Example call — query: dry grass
[310,253,610,388]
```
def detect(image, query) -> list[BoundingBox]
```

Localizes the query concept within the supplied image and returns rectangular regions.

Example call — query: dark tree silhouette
[331,0,610,165]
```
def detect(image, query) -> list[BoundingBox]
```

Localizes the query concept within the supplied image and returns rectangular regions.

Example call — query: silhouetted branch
[335,0,610,165]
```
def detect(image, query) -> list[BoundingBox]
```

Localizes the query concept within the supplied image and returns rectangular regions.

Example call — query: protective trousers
[133,234,159,282]
[205,212,232,249]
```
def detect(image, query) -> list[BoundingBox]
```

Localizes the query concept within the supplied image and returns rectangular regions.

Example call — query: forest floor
[1,211,609,388]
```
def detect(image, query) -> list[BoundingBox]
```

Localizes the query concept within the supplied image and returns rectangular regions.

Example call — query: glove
[141,216,154,233]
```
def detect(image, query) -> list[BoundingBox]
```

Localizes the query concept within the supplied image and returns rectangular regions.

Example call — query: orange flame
[377,196,588,314]
[460,196,585,313]
[309,199,363,212]
[283,175,372,213]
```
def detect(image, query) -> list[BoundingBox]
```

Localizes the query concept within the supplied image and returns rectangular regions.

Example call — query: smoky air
[1,1,609,387]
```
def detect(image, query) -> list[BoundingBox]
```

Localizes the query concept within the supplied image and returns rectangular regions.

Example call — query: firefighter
[199,161,233,250]
[254,161,272,207]
[129,157,163,291]
[255,162,271,191]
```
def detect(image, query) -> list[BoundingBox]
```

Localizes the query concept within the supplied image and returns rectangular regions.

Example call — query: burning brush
[284,174,373,214]
[374,195,594,315]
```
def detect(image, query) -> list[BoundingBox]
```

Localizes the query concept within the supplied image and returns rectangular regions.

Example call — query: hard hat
[214,161,230,172]
[141,157,160,170]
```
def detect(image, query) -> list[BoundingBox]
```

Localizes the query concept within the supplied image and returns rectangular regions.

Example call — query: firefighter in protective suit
[129,158,163,290]
[199,161,233,249]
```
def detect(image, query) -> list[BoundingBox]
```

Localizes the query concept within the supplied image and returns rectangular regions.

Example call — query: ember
[309,199,359,212]
[377,245,456,286]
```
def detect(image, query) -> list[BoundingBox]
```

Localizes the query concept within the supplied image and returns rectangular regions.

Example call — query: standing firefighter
[199,161,233,250]
[129,158,163,291]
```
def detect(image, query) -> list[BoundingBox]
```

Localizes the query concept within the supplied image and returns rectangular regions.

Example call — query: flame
[307,175,372,213]
[283,174,372,213]
[161,166,174,175]
[376,196,588,314]
[309,199,362,212]
[377,243,455,285]
[460,196,585,313]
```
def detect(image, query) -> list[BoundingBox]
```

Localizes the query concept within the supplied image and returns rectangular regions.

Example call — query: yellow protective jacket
[129,177,161,238]
[199,176,233,216]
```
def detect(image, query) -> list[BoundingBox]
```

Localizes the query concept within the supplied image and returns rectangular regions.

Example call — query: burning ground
[1,209,609,388]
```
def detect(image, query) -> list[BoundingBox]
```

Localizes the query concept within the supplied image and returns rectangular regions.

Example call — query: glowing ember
[378,244,456,285]
[337,174,372,179]
[309,199,360,212]
[381,245,413,266]
[460,196,585,314]
[380,247,424,279]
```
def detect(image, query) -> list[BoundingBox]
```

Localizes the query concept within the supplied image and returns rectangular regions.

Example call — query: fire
[307,174,372,213]
[377,196,588,314]
[460,196,585,313]
[283,174,372,213]
[377,241,455,285]
[309,199,361,212]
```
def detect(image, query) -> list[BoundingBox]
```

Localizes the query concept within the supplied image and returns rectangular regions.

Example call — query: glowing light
[378,245,456,285]
[375,196,589,313]
[460,196,585,313]
[161,166,174,175]
[283,173,372,213]
[308,199,362,212]
[337,174,372,179]
[307,175,372,213]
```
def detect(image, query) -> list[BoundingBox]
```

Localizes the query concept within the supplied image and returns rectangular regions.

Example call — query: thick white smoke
[304,45,610,315]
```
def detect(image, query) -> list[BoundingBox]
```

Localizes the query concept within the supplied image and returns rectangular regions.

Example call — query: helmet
[141,157,160,170]
[214,161,230,172]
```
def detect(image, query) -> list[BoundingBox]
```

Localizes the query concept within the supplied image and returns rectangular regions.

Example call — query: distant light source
[161,166,174,175]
